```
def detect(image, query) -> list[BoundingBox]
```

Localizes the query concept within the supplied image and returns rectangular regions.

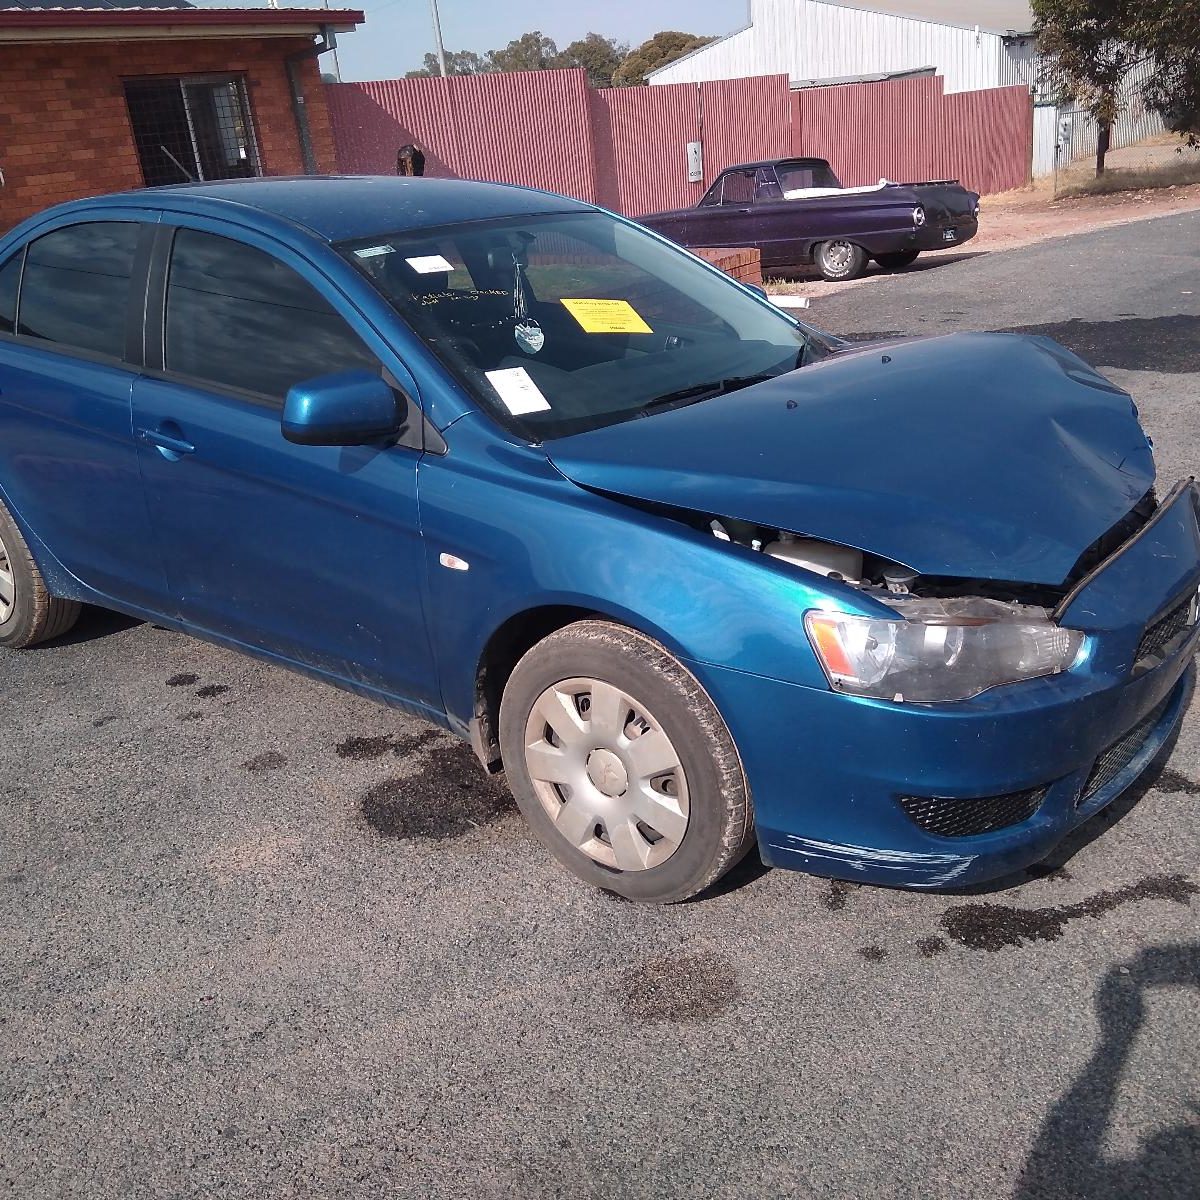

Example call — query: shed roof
[809,0,1034,36]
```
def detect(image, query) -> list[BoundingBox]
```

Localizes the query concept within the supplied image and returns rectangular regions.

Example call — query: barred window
[124,76,261,187]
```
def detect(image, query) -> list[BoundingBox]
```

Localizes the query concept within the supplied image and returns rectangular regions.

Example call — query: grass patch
[1058,153,1200,198]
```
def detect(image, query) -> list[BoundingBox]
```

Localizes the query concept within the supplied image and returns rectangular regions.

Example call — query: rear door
[0,215,166,610]
[130,222,439,709]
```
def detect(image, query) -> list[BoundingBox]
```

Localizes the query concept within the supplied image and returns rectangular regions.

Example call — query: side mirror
[746,284,769,301]
[282,369,404,446]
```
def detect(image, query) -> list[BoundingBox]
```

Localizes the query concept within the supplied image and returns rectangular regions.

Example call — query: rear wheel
[499,620,755,903]
[815,240,868,282]
[876,250,920,270]
[0,501,80,649]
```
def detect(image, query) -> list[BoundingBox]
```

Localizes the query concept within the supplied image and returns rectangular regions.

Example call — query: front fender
[417,414,869,727]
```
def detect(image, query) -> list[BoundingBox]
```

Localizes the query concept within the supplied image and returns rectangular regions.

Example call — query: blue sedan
[0,177,1196,902]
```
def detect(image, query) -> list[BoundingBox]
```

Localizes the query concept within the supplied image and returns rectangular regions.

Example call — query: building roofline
[0,6,363,43]
[644,23,752,81]
[808,0,1034,37]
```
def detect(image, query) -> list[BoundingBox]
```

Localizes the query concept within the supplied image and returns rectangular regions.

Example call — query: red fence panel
[792,76,946,186]
[699,76,792,187]
[590,83,701,215]
[450,70,598,203]
[937,85,1032,194]
[792,75,1032,192]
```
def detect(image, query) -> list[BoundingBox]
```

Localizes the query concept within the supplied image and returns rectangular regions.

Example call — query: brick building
[0,0,362,231]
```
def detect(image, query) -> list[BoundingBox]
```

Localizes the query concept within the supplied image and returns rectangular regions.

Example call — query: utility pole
[428,0,448,76]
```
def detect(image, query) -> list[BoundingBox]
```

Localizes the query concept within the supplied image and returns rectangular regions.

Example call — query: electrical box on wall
[686,141,703,184]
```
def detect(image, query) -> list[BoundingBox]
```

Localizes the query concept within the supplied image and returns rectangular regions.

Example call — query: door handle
[138,426,195,459]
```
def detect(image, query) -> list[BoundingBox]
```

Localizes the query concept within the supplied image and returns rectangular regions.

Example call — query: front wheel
[499,620,755,903]
[815,239,868,281]
[875,250,920,270]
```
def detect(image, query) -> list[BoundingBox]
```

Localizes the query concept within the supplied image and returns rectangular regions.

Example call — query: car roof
[71,175,595,243]
[722,158,831,173]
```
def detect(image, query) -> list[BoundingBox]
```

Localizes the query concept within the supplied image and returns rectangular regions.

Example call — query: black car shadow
[36,605,144,648]
[1013,943,1200,1200]
[766,248,987,285]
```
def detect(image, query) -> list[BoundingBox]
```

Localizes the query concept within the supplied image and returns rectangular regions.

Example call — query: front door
[130,224,439,710]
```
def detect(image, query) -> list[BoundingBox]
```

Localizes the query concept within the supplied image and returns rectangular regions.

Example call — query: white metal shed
[648,0,1039,94]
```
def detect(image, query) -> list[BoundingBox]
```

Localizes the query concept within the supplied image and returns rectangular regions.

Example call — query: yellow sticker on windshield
[560,298,653,334]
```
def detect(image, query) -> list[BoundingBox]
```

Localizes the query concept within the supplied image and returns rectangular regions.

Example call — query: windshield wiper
[639,373,778,416]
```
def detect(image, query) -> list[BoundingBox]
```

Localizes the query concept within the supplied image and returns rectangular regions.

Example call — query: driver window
[718,169,756,205]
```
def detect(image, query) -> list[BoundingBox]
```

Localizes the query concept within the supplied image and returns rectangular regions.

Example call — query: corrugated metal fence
[792,75,1032,194]
[327,68,1033,215]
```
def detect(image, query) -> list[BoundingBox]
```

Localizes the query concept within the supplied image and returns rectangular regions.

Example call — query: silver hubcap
[824,241,853,272]
[523,677,690,872]
[0,530,14,624]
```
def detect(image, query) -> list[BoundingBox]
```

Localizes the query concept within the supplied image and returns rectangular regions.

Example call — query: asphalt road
[4,212,1200,1200]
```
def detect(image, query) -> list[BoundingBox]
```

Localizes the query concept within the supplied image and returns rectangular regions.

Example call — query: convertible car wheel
[499,620,755,903]
[0,500,80,649]
[876,250,921,270]
[816,239,868,282]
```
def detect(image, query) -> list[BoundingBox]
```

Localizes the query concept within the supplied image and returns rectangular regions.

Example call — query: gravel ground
[3,212,1199,1200]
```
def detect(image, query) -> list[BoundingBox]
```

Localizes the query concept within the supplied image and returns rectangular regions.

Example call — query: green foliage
[403,28,714,91]
[611,31,716,87]
[554,33,630,89]
[404,49,488,78]
[1032,0,1200,163]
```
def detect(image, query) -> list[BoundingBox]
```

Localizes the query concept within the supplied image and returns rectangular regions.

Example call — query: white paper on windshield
[406,254,455,274]
[353,244,395,259]
[486,367,552,415]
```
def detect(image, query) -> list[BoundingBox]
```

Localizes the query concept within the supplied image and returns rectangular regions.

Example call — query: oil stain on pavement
[1156,769,1200,796]
[336,734,395,760]
[940,874,1199,951]
[166,673,198,687]
[360,744,512,840]
[196,684,229,699]
[620,951,741,1023]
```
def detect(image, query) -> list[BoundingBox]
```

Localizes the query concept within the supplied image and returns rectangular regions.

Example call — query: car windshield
[776,162,842,191]
[338,211,813,439]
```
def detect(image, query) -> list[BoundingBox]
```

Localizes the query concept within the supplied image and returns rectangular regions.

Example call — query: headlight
[912,206,926,227]
[805,596,1085,703]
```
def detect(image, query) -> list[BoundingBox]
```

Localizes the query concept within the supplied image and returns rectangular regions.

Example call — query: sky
[323,0,749,81]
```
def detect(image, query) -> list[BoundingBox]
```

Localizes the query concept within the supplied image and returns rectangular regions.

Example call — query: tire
[0,499,80,649]
[815,239,868,282]
[499,620,755,903]
[875,250,920,270]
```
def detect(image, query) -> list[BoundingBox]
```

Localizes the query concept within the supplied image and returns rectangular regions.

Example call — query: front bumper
[688,482,1200,889]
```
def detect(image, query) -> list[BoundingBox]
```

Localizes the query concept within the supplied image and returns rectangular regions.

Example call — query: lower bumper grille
[899,786,1049,839]
[1080,694,1172,805]
[1135,595,1194,668]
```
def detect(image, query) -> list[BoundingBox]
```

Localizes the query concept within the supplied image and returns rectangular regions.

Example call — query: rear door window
[164,228,378,402]
[17,223,140,358]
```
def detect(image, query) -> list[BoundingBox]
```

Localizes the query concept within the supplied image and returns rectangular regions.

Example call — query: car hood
[544,333,1155,587]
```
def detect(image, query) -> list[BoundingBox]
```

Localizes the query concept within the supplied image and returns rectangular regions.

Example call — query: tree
[404,49,489,78]
[611,31,715,87]
[486,31,560,73]
[1126,1,1200,145]
[553,33,629,88]
[1033,0,1200,173]
[1032,0,1148,174]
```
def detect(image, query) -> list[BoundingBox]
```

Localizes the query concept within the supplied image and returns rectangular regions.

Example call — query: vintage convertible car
[639,157,980,281]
